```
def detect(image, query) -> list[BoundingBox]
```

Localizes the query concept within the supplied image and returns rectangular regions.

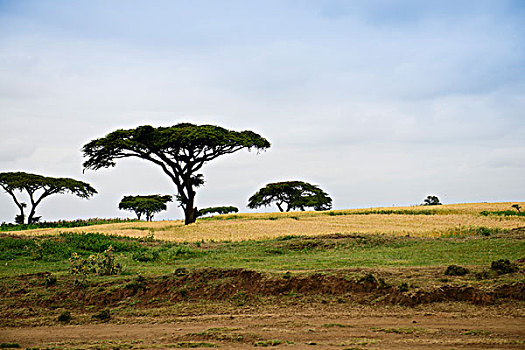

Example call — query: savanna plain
[1,202,524,349]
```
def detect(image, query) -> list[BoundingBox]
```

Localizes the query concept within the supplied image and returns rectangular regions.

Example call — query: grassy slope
[8,202,525,242]
[1,231,523,278]
[1,202,523,281]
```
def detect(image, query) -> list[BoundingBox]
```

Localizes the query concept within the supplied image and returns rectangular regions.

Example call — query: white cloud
[0,1,524,221]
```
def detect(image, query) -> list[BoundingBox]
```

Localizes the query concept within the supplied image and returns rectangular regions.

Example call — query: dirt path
[2,306,524,349]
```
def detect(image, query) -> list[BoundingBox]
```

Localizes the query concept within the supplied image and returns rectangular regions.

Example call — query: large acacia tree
[0,172,97,224]
[82,123,270,224]
[248,181,332,212]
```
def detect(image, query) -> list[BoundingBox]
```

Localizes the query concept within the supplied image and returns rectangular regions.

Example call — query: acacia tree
[82,123,270,224]
[423,195,442,206]
[248,181,332,212]
[197,206,239,217]
[118,195,172,221]
[0,172,97,224]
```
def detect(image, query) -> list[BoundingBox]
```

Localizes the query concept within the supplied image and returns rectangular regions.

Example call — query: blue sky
[0,1,524,221]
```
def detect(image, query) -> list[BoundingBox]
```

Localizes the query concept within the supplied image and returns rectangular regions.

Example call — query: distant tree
[82,124,270,225]
[0,172,97,224]
[197,206,239,217]
[118,195,172,221]
[248,181,332,212]
[423,195,442,206]
[511,204,521,212]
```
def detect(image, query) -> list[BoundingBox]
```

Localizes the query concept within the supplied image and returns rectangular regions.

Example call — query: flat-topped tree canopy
[82,123,271,224]
[0,172,97,224]
[119,194,172,221]
[248,181,332,212]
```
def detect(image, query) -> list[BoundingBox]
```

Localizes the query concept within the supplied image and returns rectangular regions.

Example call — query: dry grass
[12,202,524,242]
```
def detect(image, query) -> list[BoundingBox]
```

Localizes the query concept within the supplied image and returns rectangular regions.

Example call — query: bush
[69,246,122,285]
[398,282,409,292]
[444,265,470,276]
[132,249,159,262]
[57,311,71,323]
[490,259,518,275]
[92,309,111,321]
[45,274,57,287]
[358,273,377,284]
[30,240,72,261]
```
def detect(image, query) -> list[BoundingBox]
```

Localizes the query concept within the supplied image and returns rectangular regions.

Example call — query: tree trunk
[182,178,197,225]
[27,207,37,224]
[184,206,197,225]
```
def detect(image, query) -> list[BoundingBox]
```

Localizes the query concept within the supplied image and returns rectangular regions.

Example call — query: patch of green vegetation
[327,209,443,216]
[372,327,425,334]
[0,343,20,349]
[321,323,355,328]
[480,210,525,217]
[254,339,285,347]
[491,259,519,275]
[440,226,507,237]
[172,341,218,348]
[1,233,524,277]
[57,310,72,322]
[0,218,138,232]
[444,265,470,276]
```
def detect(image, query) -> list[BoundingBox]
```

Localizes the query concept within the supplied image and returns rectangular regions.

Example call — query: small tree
[423,195,442,206]
[0,172,97,224]
[118,195,172,221]
[82,123,270,225]
[248,181,332,212]
[197,206,239,217]
[511,204,521,213]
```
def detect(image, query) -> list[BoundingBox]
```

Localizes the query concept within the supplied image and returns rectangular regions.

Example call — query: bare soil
[1,304,524,349]
[1,268,524,349]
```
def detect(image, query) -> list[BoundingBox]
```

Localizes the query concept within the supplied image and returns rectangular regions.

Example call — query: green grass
[0,218,138,232]
[480,210,525,217]
[1,232,523,277]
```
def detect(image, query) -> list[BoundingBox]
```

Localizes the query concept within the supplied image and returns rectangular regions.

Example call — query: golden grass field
[13,202,525,242]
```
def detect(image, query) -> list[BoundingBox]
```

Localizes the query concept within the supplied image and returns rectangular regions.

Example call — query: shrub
[132,249,159,262]
[444,265,470,276]
[57,311,71,323]
[174,267,189,276]
[359,273,377,284]
[96,245,122,275]
[69,246,122,285]
[490,259,518,275]
[92,309,111,321]
[398,282,409,292]
[30,240,72,261]
[45,274,57,287]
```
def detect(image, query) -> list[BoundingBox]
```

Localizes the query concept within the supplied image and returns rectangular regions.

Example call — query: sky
[0,0,524,222]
